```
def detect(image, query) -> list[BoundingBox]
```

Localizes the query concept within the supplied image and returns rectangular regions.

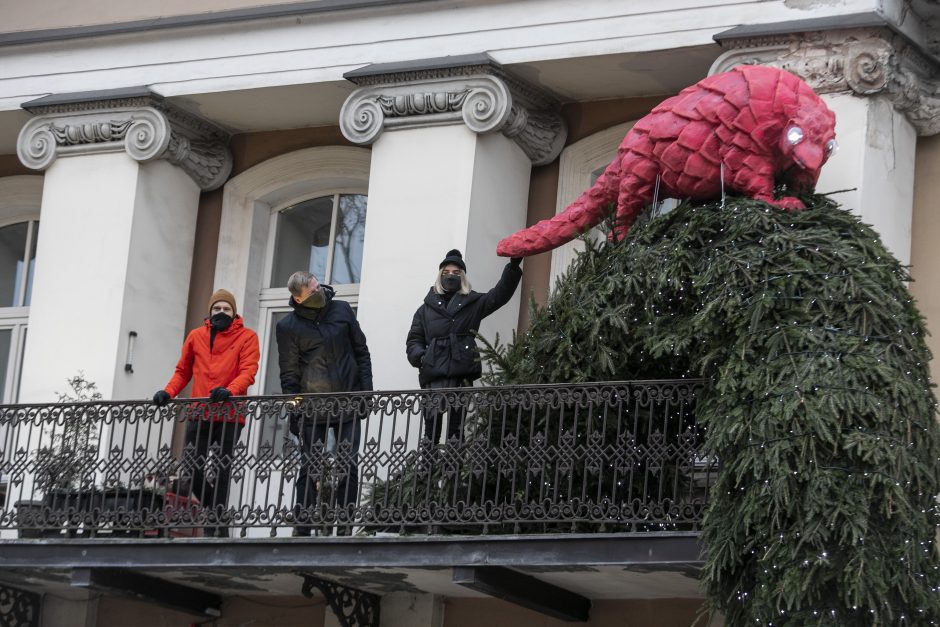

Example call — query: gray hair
[434,268,471,295]
[287,270,317,297]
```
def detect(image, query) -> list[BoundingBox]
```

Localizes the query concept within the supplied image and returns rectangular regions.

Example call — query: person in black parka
[406,249,522,443]
[276,270,373,535]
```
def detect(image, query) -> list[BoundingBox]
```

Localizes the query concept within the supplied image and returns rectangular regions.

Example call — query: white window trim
[550,122,634,289]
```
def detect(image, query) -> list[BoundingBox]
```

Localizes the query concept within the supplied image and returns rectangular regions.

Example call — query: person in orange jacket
[152,288,260,537]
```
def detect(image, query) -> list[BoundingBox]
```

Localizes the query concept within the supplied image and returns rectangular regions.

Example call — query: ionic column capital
[16,88,232,190]
[340,54,567,165]
[712,24,940,136]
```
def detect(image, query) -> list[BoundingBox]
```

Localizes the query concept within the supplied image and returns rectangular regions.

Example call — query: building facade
[0,1,938,625]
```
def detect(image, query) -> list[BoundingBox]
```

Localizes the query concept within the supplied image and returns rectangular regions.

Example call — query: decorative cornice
[16,91,232,190]
[711,26,940,136]
[340,57,567,165]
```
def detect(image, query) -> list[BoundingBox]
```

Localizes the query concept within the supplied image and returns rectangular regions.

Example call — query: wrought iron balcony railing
[0,380,712,538]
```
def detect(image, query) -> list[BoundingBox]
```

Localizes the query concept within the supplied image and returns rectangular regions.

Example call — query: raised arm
[479,258,523,318]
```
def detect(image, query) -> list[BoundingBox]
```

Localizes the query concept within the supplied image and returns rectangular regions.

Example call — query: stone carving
[711,27,940,136]
[17,93,232,190]
[0,582,40,627]
[376,90,469,117]
[340,60,566,165]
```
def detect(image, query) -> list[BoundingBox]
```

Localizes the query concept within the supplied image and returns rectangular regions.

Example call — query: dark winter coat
[406,261,522,387]
[276,286,373,398]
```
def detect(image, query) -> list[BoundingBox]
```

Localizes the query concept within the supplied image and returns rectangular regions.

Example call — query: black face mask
[209,313,233,351]
[442,275,462,293]
[209,312,233,331]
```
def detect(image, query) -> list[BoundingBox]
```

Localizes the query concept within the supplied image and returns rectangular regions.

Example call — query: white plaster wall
[465,133,530,360]
[112,160,199,400]
[357,125,477,392]
[0,0,879,110]
[816,93,916,264]
[19,152,140,402]
[381,593,444,627]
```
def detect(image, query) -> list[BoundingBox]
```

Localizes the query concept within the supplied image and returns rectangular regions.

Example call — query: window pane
[330,194,368,285]
[0,329,12,403]
[263,311,290,395]
[269,197,334,288]
[0,223,28,307]
[24,222,37,307]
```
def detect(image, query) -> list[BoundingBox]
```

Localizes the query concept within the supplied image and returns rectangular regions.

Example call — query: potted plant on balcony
[16,374,102,537]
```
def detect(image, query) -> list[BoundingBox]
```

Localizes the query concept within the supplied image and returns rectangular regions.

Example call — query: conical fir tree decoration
[483,193,940,625]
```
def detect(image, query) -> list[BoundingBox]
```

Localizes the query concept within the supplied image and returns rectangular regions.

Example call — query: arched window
[0,176,41,509]
[0,176,42,404]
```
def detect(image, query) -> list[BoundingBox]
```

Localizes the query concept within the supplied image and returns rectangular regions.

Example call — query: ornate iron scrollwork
[0,582,40,627]
[300,574,379,627]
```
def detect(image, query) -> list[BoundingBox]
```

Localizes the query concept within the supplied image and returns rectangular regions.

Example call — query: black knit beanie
[439,249,466,271]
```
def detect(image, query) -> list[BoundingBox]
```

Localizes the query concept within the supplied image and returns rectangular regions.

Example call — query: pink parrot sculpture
[497,65,837,258]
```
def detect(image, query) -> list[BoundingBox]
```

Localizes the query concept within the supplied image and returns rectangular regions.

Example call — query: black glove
[152,390,171,406]
[209,387,232,403]
[288,396,304,436]
[510,257,523,267]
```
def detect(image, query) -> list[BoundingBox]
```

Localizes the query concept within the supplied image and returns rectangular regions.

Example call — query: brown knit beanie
[208,288,237,317]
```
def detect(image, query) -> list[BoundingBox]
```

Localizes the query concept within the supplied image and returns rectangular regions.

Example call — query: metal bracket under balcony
[0,582,41,627]
[301,573,380,627]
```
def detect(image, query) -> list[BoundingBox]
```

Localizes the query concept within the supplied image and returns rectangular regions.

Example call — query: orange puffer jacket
[163,316,260,424]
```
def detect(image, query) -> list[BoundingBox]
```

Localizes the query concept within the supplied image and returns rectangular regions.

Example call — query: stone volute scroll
[16,87,233,191]
[339,54,567,165]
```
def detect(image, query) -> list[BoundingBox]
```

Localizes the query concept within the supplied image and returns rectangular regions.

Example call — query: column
[15,89,232,401]
[711,25,940,266]
[340,54,567,391]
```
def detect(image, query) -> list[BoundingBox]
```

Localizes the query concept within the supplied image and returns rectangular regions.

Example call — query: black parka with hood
[406,261,522,387]
[276,285,373,396]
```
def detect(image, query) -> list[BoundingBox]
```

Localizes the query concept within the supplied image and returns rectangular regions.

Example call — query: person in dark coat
[276,270,373,536]
[406,249,522,443]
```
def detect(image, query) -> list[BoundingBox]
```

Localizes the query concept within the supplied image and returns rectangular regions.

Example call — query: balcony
[0,380,714,624]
